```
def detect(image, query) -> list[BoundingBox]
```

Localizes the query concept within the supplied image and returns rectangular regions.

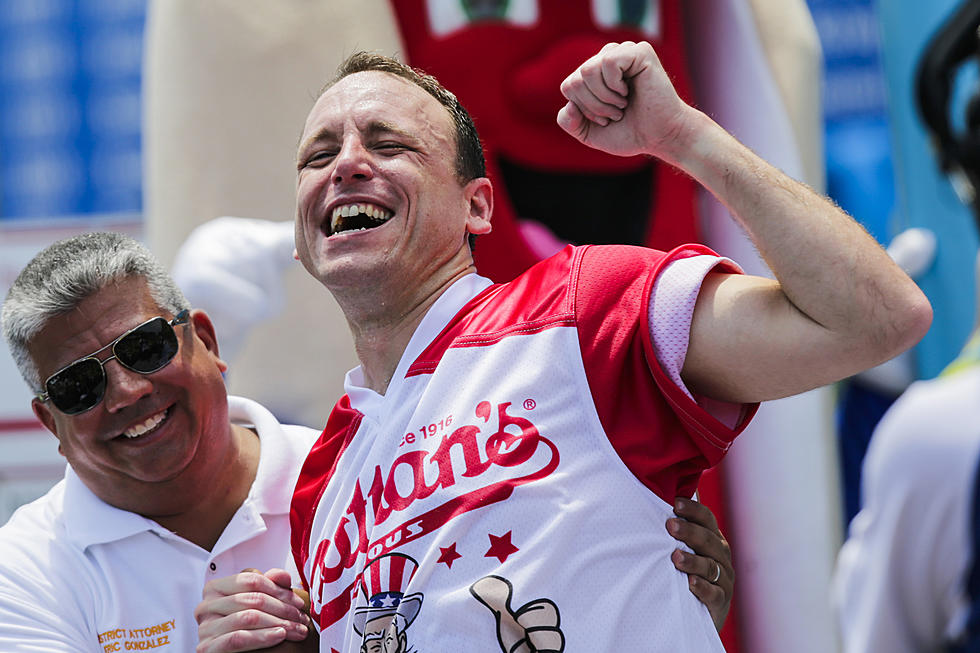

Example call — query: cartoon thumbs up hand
[470,575,564,653]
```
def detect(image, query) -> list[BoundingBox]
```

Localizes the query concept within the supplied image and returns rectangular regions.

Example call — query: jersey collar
[345,272,493,415]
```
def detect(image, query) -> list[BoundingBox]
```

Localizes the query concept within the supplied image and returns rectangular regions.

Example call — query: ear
[464,177,493,236]
[190,309,229,374]
[31,398,65,457]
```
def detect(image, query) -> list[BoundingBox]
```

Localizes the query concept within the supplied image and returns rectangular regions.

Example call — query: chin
[318,254,393,290]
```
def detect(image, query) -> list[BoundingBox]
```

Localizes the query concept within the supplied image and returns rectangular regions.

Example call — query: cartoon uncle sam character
[353,554,424,653]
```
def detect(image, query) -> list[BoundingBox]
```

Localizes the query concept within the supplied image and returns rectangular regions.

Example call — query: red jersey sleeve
[572,244,758,500]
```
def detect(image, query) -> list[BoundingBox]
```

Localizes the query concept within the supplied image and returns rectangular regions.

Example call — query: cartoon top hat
[352,553,424,636]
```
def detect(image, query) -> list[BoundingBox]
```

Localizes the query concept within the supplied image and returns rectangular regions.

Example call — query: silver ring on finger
[710,561,721,584]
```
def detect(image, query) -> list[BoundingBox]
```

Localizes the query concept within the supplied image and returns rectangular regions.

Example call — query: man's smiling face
[28,276,232,514]
[294,70,490,296]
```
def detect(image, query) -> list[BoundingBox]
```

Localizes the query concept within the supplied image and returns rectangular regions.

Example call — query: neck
[337,266,475,395]
[152,424,260,551]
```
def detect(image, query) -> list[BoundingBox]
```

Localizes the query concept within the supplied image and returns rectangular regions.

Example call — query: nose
[332,136,374,184]
[101,360,154,413]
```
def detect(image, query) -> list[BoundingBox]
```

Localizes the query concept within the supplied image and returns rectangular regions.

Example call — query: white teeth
[122,409,167,439]
[329,202,392,235]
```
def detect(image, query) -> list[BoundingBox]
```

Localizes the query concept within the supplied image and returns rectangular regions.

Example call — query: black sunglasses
[36,310,191,415]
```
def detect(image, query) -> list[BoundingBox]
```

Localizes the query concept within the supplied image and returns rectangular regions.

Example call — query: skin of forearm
[665,108,932,360]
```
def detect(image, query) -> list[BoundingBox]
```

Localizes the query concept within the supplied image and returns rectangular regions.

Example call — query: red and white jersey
[291,244,756,652]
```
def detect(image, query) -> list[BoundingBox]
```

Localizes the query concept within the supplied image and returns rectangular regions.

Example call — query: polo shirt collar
[62,466,161,549]
[228,395,295,518]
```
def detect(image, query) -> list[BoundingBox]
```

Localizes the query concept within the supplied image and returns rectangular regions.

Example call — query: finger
[198,610,308,646]
[470,576,522,653]
[517,602,564,652]
[196,592,309,626]
[563,94,612,126]
[526,627,565,653]
[686,575,730,631]
[688,572,726,603]
[666,517,731,569]
[580,82,625,122]
[196,625,289,653]
[261,568,310,615]
[202,572,306,610]
[470,575,512,610]
[262,568,295,590]
[514,600,559,628]
[579,56,628,112]
[560,73,616,125]
[673,496,720,532]
[292,587,311,614]
[670,549,729,588]
[199,610,306,639]
[599,44,631,97]
[202,572,270,598]
[556,102,590,142]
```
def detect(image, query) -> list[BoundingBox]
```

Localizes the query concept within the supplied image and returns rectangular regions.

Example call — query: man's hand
[195,568,313,653]
[562,41,930,403]
[556,41,692,161]
[667,497,734,632]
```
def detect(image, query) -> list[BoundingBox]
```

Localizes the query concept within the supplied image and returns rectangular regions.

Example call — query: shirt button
[209,562,217,572]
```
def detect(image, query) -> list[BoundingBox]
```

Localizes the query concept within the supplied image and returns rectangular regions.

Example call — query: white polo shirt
[835,366,980,652]
[0,396,318,652]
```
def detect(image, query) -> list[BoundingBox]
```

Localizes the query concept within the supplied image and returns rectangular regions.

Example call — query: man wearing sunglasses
[0,233,316,651]
[0,232,735,651]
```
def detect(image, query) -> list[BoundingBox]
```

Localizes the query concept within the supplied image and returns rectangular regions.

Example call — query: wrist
[654,108,722,170]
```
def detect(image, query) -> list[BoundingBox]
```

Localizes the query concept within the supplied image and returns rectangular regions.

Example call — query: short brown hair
[323,52,486,184]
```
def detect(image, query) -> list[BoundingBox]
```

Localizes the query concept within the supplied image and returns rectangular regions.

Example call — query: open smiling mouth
[117,406,171,440]
[497,157,655,245]
[329,202,393,236]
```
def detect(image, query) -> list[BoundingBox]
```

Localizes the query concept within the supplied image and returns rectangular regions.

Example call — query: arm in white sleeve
[171,217,296,363]
[834,371,980,652]
[0,588,96,651]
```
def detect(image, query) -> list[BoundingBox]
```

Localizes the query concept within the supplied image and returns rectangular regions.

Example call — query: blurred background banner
[0,0,144,219]
[0,0,147,528]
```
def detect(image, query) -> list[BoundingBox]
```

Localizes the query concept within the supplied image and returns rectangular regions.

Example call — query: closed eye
[300,151,336,169]
[375,142,413,153]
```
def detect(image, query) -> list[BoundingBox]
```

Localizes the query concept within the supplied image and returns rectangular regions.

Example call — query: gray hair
[1,232,189,392]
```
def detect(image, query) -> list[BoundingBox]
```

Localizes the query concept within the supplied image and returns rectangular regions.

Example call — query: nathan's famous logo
[309,400,560,628]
